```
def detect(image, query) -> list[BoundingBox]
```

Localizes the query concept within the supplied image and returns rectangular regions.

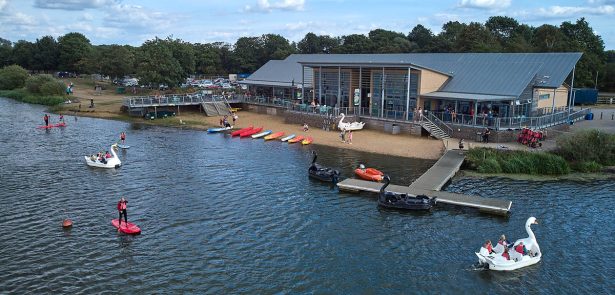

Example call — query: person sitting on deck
[515,242,528,255]
[483,240,494,254]
[502,246,511,260]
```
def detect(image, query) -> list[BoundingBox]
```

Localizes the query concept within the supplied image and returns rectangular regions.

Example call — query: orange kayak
[301,137,313,145]
[264,131,284,140]
[355,168,384,182]
[288,135,304,143]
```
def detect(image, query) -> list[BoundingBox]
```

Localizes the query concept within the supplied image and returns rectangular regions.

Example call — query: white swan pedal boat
[84,145,121,168]
[476,217,541,271]
[338,113,365,131]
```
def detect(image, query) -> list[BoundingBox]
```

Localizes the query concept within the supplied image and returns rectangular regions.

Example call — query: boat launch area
[337,150,512,216]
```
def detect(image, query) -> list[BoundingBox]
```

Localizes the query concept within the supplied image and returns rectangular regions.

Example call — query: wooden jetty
[337,150,512,216]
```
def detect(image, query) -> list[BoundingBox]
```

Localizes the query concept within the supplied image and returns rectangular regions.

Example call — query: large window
[313,69,350,108]
[371,70,418,119]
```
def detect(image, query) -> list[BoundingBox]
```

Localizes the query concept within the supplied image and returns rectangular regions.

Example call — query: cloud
[458,0,511,10]
[244,0,305,13]
[0,0,8,11]
[102,3,174,30]
[535,5,615,17]
[34,0,119,11]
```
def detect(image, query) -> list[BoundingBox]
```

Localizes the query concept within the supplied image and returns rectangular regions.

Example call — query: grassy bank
[0,89,65,106]
[466,147,570,175]
[466,129,615,175]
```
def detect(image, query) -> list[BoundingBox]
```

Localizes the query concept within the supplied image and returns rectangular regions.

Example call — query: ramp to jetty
[337,150,512,216]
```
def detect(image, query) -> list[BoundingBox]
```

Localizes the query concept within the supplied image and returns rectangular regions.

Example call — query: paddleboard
[281,134,296,142]
[37,125,53,129]
[252,130,272,139]
[111,219,141,235]
[207,127,231,133]
[118,144,130,149]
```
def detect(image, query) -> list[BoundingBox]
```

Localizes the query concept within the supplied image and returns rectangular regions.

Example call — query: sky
[0,0,614,49]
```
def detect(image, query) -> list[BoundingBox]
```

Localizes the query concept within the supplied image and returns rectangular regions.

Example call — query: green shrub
[0,65,29,90]
[571,161,603,173]
[25,74,59,94]
[555,129,615,166]
[39,80,66,96]
[467,147,569,175]
[0,89,64,106]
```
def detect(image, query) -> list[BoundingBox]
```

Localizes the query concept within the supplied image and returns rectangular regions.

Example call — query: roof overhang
[239,79,305,88]
[298,62,452,77]
[422,91,516,101]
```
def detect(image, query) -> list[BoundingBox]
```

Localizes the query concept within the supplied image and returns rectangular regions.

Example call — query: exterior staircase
[201,98,232,117]
[420,113,451,139]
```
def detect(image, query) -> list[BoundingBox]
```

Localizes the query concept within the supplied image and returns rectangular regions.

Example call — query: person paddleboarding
[120,132,126,145]
[117,197,128,230]
[43,114,49,126]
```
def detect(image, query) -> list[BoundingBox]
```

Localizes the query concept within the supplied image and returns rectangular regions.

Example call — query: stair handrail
[423,112,453,137]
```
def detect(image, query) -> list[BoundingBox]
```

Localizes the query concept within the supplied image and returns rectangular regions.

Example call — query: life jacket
[502,252,510,260]
[486,244,493,253]
[120,133,125,140]
[105,153,111,158]
[515,244,525,254]
[117,201,126,211]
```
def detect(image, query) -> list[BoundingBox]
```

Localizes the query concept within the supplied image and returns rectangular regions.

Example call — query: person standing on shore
[120,132,126,145]
[117,197,128,229]
[340,129,346,143]
[347,130,353,144]
[43,114,49,126]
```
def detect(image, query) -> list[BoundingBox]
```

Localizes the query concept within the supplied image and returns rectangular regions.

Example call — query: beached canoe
[240,127,263,137]
[301,137,313,145]
[280,134,296,142]
[252,130,272,139]
[288,135,304,143]
[264,132,284,140]
[207,126,231,133]
[231,126,253,136]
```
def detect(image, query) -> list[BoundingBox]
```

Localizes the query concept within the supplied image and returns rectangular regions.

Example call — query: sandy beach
[58,79,445,160]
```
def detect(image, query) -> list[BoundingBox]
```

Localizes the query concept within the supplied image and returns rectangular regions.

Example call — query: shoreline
[49,80,446,161]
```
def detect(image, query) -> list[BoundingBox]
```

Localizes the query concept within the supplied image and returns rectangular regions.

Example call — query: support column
[406,67,411,121]
[568,66,576,115]
[381,67,385,118]
[319,66,322,105]
[358,66,362,115]
[473,100,478,125]
[337,66,341,109]
[552,88,557,114]
[301,65,305,104]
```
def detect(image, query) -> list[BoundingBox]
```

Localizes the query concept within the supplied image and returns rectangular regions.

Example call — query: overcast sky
[1,0,614,49]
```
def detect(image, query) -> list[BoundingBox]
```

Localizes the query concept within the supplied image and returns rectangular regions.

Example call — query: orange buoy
[62,219,73,228]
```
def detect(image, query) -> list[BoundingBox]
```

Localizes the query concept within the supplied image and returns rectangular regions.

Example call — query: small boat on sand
[240,127,263,137]
[281,134,296,142]
[264,132,284,140]
[301,137,313,145]
[232,126,253,136]
[252,130,272,139]
[288,135,304,143]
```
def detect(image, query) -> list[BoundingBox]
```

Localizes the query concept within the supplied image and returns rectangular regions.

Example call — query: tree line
[0,16,613,91]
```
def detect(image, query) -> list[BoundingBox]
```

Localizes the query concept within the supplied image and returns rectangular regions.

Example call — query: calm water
[0,97,613,294]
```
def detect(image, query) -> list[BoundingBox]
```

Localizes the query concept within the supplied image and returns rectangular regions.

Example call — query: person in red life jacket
[105,151,111,158]
[515,242,528,255]
[498,234,511,248]
[59,114,64,123]
[120,132,126,144]
[117,197,128,228]
[502,246,510,260]
[43,114,49,126]
[482,240,494,254]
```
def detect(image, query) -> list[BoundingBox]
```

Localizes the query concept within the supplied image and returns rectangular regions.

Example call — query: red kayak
[231,126,253,137]
[240,127,263,138]
[111,219,141,235]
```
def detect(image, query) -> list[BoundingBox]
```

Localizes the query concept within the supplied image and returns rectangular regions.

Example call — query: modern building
[241,53,582,124]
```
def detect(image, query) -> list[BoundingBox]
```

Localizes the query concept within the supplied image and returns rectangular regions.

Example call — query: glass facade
[371,70,418,120]
[313,69,350,108]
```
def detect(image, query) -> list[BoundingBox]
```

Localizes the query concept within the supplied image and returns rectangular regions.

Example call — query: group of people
[339,129,353,144]
[43,114,64,126]
[219,113,238,128]
[482,235,532,261]
[90,150,113,164]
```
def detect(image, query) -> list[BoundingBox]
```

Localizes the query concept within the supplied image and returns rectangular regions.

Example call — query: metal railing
[425,112,453,137]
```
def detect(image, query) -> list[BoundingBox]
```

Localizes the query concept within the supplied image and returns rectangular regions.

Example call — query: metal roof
[422,91,515,101]
[242,53,582,97]
[239,60,303,88]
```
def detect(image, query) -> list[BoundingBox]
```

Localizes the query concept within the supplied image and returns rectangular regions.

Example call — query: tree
[166,37,195,77]
[435,21,467,52]
[233,37,262,73]
[260,34,294,63]
[12,40,35,69]
[559,18,606,87]
[95,45,136,78]
[0,37,12,67]
[408,24,435,52]
[338,34,373,53]
[455,22,501,52]
[485,16,519,42]
[504,24,534,52]
[368,29,412,53]
[601,50,615,91]
[532,24,569,52]
[297,33,340,54]
[58,32,92,73]
[32,36,59,73]
[0,64,29,90]
[136,37,184,87]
